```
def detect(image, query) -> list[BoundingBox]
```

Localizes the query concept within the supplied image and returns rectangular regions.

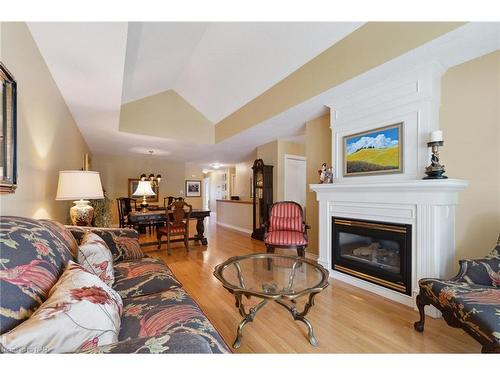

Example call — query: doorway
[284,154,307,211]
[203,177,210,211]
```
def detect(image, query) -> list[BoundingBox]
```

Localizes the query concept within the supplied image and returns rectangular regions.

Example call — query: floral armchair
[414,234,500,353]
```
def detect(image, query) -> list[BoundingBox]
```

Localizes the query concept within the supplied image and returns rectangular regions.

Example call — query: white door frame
[283,154,307,206]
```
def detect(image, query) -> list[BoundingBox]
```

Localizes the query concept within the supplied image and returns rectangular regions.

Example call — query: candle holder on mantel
[424,140,448,179]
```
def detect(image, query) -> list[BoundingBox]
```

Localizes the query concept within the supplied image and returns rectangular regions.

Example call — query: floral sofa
[0,216,230,353]
[414,234,500,353]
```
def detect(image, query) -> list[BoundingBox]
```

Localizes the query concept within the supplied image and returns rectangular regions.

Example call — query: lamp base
[140,196,149,212]
[70,200,94,226]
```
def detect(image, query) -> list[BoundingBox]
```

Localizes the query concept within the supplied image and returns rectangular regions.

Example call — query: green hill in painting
[346,146,399,173]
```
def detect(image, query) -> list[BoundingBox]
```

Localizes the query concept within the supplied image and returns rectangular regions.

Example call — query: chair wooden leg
[157,231,162,250]
[184,230,189,252]
[297,246,305,257]
[167,236,171,256]
[414,293,430,332]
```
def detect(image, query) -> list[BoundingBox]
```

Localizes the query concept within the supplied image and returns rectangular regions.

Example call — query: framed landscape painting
[343,122,403,177]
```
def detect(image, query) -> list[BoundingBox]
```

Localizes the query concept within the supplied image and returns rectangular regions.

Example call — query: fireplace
[332,217,412,295]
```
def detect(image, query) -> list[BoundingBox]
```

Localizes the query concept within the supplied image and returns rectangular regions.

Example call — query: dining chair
[163,196,184,208]
[264,201,309,257]
[116,197,137,228]
[157,199,193,255]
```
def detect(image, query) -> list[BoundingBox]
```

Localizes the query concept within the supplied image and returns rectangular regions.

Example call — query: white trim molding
[216,222,253,235]
[310,61,469,317]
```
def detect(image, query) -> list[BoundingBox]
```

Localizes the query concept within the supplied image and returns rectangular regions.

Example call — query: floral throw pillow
[0,261,122,353]
[77,232,114,287]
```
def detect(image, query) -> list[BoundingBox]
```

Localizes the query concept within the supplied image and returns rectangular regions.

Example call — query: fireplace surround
[332,217,412,296]
[307,61,472,317]
[311,179,467,317]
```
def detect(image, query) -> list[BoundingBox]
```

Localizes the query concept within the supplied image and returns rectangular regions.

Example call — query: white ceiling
[121,22,208,104]
[28,22,129,158]
[28,21,363,164]
[27,22,496,168]
[122,22,363,123]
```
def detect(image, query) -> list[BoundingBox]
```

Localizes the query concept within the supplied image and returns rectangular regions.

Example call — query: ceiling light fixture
[212,163,221,169]
[140,150,162,188]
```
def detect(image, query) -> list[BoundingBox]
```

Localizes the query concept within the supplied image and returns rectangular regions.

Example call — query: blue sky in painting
[346,127,400,155]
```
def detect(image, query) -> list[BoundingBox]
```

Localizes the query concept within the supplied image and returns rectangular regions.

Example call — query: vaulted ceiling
[122,22,364,123]
[27,22,497,166]
[28,22,362,163]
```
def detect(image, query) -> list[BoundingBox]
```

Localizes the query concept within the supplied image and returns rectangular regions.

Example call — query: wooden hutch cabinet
[251,159,273,240]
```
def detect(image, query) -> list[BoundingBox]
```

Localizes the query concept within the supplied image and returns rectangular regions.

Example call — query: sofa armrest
[68,226,139,240]
[452,256,499,287]
[67,226,143,262]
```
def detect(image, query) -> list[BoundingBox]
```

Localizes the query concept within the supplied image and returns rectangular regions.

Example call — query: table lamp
[133,180,156,211]
[56,170,104,226]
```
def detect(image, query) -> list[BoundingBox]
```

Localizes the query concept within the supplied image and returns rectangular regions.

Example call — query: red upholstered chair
[157,199,192,255]
[264,201,309,257]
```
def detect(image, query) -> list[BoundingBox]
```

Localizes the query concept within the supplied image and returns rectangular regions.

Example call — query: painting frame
[0,63,17,194]
[343,122,404,177]
[128,178,159,203]
[185,180,201,197]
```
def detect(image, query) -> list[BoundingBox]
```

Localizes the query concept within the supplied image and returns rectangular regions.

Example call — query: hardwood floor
[140,217,480,353]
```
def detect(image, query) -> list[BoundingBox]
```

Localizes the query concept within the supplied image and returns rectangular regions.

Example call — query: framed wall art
[185,180,201,197]
[0,63,17,193]
[343,122,403,177]
[128,178,159,203]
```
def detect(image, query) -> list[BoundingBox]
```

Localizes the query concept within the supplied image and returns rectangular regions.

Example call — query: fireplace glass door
[332,217,412,295]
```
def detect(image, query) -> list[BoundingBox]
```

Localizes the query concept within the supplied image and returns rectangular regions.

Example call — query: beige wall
[440,50,500,261]
[215,23,465,142]
[234,160,254,200]
[120,89,214,144]
[256,139,305,202]
[92,154,185,225]
[208,170,230,213]
[305,114,332,255]
[0,22,90,223]
[216,200,253,233]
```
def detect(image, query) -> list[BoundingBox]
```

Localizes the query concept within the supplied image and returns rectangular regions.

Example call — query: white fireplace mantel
[310,179,468,316]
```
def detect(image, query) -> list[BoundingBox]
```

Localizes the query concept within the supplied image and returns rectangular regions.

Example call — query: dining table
[128,208,211,247]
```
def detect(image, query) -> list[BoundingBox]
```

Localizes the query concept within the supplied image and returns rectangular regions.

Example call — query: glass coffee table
[213,253,329,349]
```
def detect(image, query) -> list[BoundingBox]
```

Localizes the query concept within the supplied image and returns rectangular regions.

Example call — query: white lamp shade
[133,180,156,197]
[56,170,104,200]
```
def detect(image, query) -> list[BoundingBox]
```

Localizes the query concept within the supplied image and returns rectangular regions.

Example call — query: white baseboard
[217,222,252,235]
[329,270,441,318]
[331,269,413,307]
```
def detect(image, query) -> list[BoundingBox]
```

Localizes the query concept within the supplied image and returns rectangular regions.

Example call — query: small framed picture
[185,180,201,197]
[343,122,404,177]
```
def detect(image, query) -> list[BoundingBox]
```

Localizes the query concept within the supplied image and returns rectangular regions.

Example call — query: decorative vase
[70,200,94,226]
